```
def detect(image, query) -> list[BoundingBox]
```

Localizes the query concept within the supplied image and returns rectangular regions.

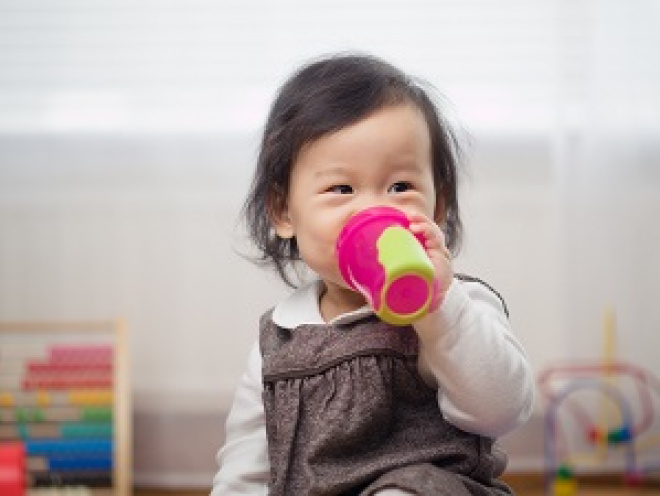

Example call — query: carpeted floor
[134,474,660,496]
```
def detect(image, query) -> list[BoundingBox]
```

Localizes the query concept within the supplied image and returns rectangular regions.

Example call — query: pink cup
[336,206,439,325]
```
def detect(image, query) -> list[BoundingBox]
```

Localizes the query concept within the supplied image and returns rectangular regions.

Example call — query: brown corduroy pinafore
[260,311,513,496]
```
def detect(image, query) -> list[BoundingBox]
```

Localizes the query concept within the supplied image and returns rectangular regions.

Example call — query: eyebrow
[389,161,423,171]
[384,159,430,177]
[313,165,351,179]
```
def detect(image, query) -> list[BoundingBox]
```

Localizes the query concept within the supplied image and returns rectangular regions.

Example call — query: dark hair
[242,53,464,285]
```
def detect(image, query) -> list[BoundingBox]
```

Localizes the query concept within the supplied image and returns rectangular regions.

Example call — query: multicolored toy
[538,308,660,494]
[336,206,439,326]
[0,320,131,496]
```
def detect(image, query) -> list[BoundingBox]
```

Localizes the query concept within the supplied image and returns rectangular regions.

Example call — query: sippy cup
[336,206,439,326]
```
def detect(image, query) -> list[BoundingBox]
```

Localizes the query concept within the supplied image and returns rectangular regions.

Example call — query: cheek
[298,228,341,267]
[290,208,350,264]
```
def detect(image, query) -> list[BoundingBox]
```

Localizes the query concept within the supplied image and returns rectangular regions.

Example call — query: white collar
[271,280,375,329]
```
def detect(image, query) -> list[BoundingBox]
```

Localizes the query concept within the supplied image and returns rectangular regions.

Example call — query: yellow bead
[0,392,14,407]
[552,478,577,496]
[36,389,50,407]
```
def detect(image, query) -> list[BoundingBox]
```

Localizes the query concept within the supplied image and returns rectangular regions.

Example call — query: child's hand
[407,213,453,311]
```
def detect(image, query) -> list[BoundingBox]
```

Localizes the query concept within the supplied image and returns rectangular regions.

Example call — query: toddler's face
[273,103,439,303]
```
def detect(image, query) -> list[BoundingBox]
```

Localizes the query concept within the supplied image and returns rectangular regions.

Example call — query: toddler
[210,53,534,496]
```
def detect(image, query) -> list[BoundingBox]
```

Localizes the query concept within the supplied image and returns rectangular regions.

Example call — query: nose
[351,192,395,215]
[351,195,407,219]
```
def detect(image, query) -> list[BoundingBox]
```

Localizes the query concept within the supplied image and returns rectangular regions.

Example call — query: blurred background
[0,0,659,489]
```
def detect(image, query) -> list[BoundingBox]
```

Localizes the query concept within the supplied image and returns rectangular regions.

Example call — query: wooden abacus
[0,321,131,496]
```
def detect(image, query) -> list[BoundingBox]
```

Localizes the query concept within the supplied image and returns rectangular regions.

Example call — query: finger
[409,221,447,250]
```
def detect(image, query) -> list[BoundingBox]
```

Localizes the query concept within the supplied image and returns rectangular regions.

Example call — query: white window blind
[4,0,656,135]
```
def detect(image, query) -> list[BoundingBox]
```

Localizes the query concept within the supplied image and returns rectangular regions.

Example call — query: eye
[388,181,413,193]
[328,184,353,194]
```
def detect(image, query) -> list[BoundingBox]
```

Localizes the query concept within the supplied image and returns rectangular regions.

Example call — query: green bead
[555,464,574,480]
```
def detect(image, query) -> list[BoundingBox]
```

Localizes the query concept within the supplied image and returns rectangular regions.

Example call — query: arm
[414,278,534,438]
[406,213,534,438]
[210,342,269,496]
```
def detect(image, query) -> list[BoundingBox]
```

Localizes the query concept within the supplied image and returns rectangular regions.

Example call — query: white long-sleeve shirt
[211,277,534,496]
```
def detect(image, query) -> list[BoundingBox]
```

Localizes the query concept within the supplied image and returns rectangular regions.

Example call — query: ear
[272,210,295,239]
[267,190,295,239]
